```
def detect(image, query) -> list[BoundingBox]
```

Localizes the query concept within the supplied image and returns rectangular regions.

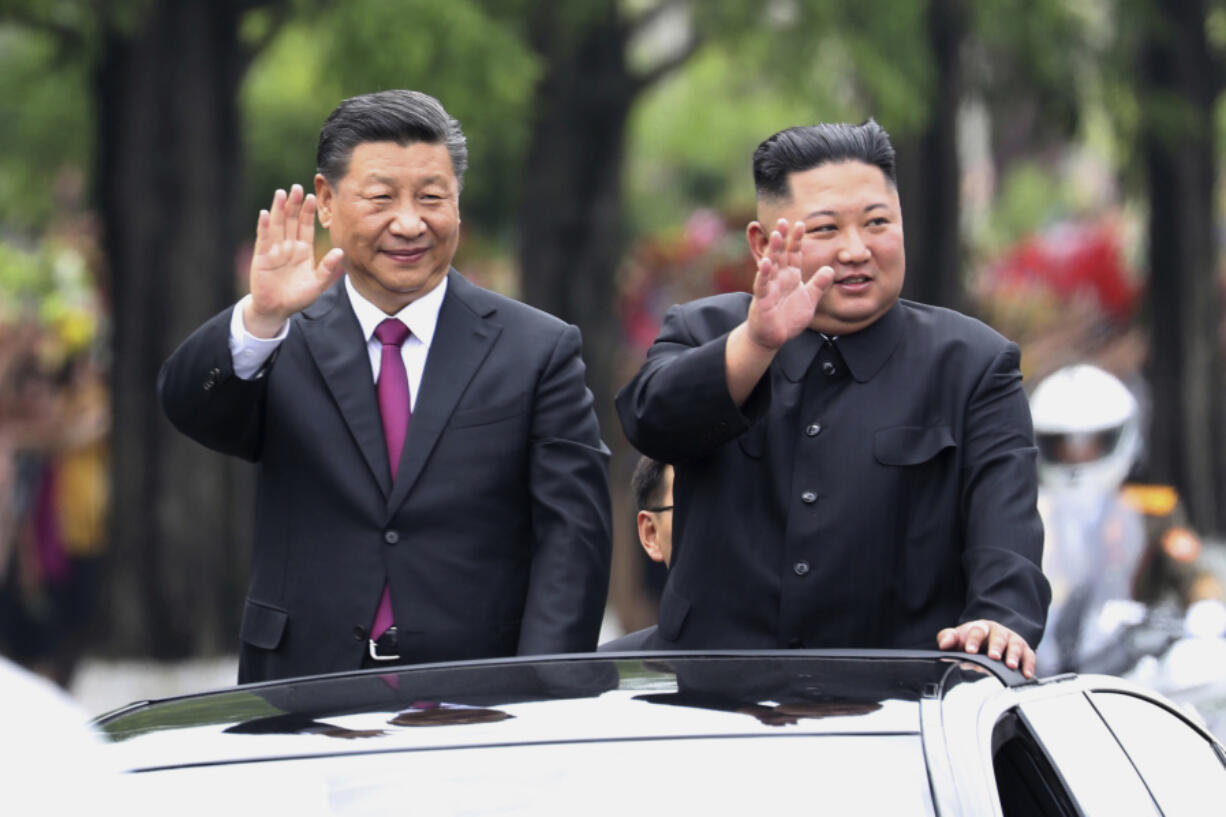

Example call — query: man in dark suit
[598,456,672,652]
[616,120,1050,677]
[160,90,611,683]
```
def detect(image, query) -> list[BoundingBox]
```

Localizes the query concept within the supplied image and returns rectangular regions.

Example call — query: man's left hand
[937,620,1036,679]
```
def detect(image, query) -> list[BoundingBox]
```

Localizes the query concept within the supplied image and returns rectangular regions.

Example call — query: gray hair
[316,89,468,190]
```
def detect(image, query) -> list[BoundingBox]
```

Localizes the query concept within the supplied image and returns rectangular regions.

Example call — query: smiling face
[749,160,905,335]
[315,140,460,314]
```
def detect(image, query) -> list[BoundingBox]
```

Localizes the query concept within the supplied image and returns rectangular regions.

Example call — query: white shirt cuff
[229,294,289,380]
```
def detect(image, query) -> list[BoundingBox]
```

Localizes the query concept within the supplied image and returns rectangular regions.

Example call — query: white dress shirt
[228,275,448,411]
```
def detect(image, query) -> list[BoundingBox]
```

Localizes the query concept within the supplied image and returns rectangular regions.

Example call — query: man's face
[750,160,905,335]
[315,140,460,314]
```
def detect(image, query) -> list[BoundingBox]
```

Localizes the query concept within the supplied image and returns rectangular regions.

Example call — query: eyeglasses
[644,505,673,513]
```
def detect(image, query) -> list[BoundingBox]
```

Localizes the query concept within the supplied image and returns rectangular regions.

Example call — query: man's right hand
[725,219,833,406]
[746,218,833,349]
[243,184,345,339]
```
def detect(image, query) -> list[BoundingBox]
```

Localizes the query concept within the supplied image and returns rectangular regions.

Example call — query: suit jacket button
[793,560,811,576]
[353,626,367,641]
[821,361,837,376]
[805,423,822,437]
[801,490,818,504]
[202,367,221,390]
[384,530,400,545]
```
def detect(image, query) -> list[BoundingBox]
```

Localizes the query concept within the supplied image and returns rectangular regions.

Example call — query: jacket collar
[776,300,904,383]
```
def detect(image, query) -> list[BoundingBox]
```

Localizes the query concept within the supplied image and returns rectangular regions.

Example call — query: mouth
[382,247,429,264]
[835,274,873,288]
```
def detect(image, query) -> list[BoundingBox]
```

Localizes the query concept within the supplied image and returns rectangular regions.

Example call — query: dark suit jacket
[615,296,1050,651]
[159,271,612,682]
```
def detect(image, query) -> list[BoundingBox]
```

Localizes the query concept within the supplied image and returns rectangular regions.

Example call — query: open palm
[246,184,344,336]
[747,219,833,349]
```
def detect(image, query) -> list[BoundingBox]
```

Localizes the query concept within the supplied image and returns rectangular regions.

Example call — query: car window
[1015,694,1160,816]
[993,711,1080,817]
[1090,691,1226,816]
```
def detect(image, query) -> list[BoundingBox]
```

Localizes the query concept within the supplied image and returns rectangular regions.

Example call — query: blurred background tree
[1,0,1225,668]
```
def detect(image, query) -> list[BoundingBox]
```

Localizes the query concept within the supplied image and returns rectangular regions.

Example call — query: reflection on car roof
[96,650,1011,773]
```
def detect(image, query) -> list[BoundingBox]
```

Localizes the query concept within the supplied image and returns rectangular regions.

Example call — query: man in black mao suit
[160,90,611,683]
[616,120,1050,677]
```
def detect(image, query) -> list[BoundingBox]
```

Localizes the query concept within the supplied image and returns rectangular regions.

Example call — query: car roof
[96,650,1022,772]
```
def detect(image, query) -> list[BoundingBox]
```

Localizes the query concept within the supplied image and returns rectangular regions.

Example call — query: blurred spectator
[1030,364,1222,674]
[0,235,108,688]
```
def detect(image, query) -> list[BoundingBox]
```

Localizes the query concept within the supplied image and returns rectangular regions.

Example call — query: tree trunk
[1138,0,1226,535]
[898,0,964,311]
[95,0,255,658]
[516,3,660,634]
[518,3,635,434]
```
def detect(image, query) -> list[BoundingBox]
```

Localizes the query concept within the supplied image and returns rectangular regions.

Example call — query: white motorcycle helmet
[1029,364,1141,495]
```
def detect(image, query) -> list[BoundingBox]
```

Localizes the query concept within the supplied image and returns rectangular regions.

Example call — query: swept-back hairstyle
[316,89,468,189]
[752,118,896,200]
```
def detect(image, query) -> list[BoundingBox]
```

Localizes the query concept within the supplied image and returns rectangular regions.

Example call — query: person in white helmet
[1030,364,1222,673]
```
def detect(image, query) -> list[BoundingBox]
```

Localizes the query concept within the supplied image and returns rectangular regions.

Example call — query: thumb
[808,265,834,299]
[317,247,345,285]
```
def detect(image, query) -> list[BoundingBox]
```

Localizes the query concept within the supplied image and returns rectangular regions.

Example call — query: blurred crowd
[0,222,109,689]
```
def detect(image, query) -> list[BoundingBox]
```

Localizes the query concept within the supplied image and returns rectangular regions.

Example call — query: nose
[837,228,871,264]
[389,203,426,237]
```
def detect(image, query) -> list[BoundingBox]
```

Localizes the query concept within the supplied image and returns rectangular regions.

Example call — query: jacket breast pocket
[449,394,531,429]
[873,425,957,543]
[873,425,956,466]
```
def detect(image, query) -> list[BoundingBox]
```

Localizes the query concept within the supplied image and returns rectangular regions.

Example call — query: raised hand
[746,218,833,350]
[244,184,345,338]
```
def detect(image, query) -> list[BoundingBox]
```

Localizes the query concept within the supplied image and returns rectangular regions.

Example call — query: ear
[746,220,770,263]
[314,173,334,230]
[637,510,666,563]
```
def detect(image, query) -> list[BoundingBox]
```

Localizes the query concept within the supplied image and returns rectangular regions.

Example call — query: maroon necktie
[371,318,411,641]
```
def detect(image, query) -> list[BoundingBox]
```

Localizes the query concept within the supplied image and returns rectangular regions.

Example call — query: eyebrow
[805,203,890,219]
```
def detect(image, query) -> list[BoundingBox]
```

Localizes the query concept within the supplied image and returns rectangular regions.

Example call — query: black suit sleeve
[616,301,755,464]
[958,342,1051,646]
[158,306,268,462]
[518,323,613,655]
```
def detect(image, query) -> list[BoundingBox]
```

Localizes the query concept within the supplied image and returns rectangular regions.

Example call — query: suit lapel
[300,282,392,497]
[385,271,501,518]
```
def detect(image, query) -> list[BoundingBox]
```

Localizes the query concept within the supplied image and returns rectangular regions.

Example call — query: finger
[268,188,288,244]
[807,265,834,299]
[1003,634,1024,670]
[986,627,1009,661]
[1021,645,1037,680]
[784,220,806,271]
[299,193,318,242]
[284,184,304,243]
[767,224,787,266]
[936,627,958,650]
[253,209,272,257]
[753,255,777,298]
[317,247,345,286]
[963,621,990,653]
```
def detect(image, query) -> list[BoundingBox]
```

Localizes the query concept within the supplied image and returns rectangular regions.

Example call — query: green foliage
[240,0,538,236]
[0,25,91,235]
[624,0,937,238]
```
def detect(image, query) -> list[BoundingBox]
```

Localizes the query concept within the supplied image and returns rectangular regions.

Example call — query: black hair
[316,89,468,189]
[631,455,669,512]
[752,118,896,200]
